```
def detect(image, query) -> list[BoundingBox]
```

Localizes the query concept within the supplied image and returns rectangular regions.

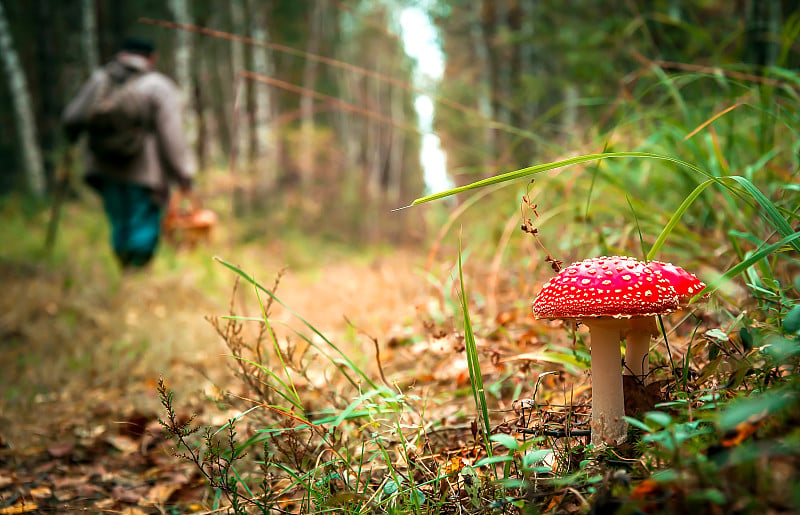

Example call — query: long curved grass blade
[684,102,743,140]
[410,152,720,206]
[458,237,492,457]
[727,176,797,245]
[409,152,799,255]
[647,179,716,260]
[694,231,800,300]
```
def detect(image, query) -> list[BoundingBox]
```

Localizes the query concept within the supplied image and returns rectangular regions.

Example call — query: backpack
[86,68,150,162]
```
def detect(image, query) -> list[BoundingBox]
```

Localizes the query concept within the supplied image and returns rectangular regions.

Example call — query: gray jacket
[63,53,195,205]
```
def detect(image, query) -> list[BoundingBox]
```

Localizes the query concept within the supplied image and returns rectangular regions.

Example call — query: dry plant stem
[582,318,628,446]
[624,317,657,380]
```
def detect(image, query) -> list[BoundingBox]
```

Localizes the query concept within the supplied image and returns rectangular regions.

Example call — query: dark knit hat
[121,37,155,57]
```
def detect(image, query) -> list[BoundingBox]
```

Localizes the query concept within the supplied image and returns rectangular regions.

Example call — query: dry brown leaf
[623,377,667,417]
[0,473,14,488]
[0,502,39,514]
[46,443,74,458]
[105,435,139,456]
[28,486,52,499]
[139,483,181,506]
[94,498,116,510]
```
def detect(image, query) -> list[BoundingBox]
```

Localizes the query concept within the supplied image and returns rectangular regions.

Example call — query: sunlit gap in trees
[398,4,453,195]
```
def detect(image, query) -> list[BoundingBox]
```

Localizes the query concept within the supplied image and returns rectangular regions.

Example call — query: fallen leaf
[117,412,151,440]
[445,456,464,475]
[721,420,761,448]
[105,435,139,456]
[93,498,115,510]
[623,377,667,418]
[28,486,52,499]
[112,483,147,504]
[0,473,15,488]
[630,479,663,500]
[0,502,39,514]
[47,443,74,458]
[139,483,180,506]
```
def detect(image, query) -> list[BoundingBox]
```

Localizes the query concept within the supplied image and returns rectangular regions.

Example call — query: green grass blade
[410,152,719,205]
[647,179,716,260]
[226,355,304,410]
[695,230,800,300]
[457,237,493,458]
[409,152,799,255]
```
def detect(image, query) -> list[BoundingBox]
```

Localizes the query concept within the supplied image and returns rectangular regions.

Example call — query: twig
[630,50,794,88]
[518,428,591,438]
[342,316,392,389]
[520,179,563,273]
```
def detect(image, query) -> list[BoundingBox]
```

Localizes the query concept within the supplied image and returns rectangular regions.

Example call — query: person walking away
[62,37,195,269]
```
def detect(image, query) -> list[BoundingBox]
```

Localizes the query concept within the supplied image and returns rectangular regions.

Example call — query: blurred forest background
[2,0,800,512]
[2,0,797,242]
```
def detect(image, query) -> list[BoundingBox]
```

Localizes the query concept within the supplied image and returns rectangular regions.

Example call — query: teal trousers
[95,178,163,267]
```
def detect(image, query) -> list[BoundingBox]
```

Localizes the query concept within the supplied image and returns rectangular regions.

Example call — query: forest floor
[4,200,792,514]
[0,213,519,513]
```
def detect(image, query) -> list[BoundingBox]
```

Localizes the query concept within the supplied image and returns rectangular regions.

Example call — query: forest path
[0,247,451,511]
[0,248,433,448]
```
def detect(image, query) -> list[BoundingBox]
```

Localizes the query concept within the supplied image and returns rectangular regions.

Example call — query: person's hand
[177,177,193,194]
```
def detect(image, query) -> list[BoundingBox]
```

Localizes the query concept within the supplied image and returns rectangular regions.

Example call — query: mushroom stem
[582,318,628,446]
[624,317,658,380]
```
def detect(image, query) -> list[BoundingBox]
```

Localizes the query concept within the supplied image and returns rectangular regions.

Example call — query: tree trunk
[80,0,99,72]
[168,0,198,158]
[492,0,511,129]
[518,0,536,125]
[229,0,250,174]
[745,0,781,70]
[387,82,405,206]
[471,1,495,178]
[34,0,58,189]
[299,0,325,196]
[211,34,232,160]
[246,0,277,190]
[0,0,45,197]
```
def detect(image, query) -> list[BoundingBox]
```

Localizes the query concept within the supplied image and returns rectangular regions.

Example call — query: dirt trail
[0,250,432,449]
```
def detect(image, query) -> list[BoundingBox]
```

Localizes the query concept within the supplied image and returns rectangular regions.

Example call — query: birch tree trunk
[363,65,383,242]
[387,83,405,205]
[80,0,99,72]
[168,0,198,156]
[519,0,536,124]
[246,0,276,188]
[299,0,325,195]
[493,0,511,129]
[0,0,45,197]
[471,1,495,178]
[229,0,250,171]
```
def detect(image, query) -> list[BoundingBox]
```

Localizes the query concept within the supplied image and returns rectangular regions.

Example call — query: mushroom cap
[532,256,679,319]
[648,261,707,305]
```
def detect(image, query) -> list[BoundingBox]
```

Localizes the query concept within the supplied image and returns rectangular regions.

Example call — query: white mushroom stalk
[623,261,707,381]
[581,318,629,445]
[624,317,658,378]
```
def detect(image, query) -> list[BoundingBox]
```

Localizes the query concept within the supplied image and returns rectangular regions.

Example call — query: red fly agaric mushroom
[624,261,707,380]
[532,256,679,446]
